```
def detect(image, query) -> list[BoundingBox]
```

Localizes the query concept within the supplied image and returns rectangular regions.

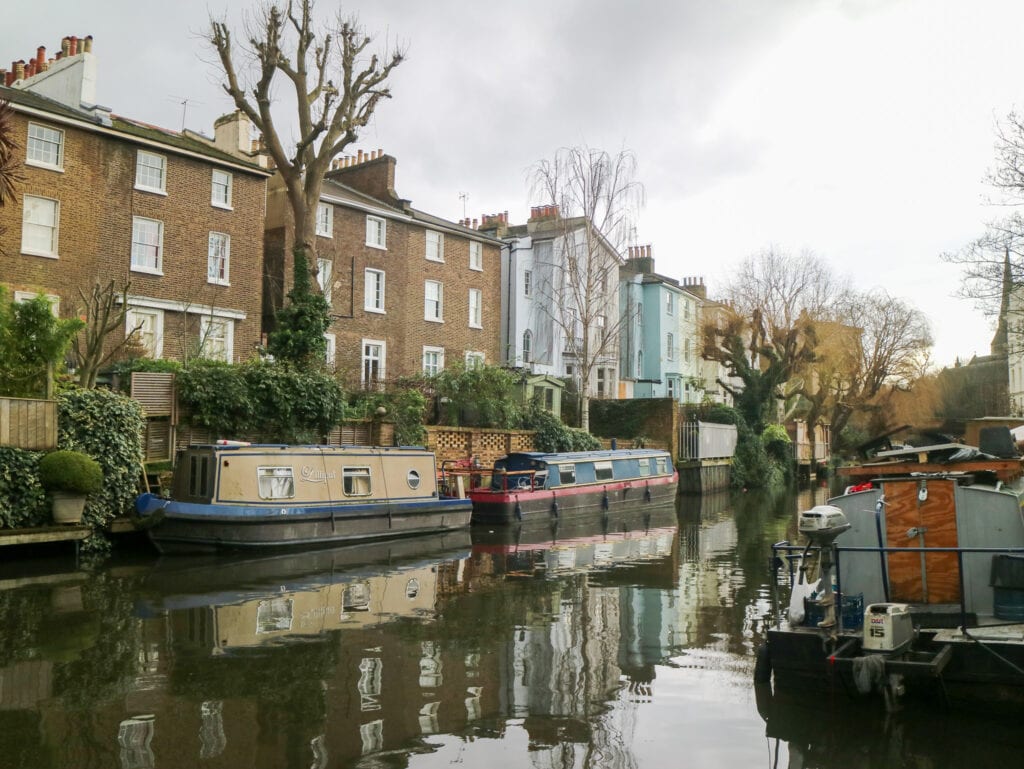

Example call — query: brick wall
[0,108,268,364]
[265,165,503,385]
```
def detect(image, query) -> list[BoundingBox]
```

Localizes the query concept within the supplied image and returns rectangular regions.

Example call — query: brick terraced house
[264,151,502,386]
[0,36,271,364]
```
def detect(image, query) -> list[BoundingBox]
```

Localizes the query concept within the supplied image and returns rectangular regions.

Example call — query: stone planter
[51,492,87,525]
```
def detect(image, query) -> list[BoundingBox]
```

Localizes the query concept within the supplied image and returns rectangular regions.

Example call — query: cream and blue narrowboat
[466,448,678,524]
[135,443,472,553]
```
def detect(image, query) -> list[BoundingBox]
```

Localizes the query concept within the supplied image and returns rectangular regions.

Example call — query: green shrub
[177,359,345,442]
[523,406,601,452]
[58,389,145,549]
[38,450,103,494]
[433,363,521,428]
[0,448,47,529]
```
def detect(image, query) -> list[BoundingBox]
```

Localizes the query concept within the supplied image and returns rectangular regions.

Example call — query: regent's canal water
[1,489,1022,769]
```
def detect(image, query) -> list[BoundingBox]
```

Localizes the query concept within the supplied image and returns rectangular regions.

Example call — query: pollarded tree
[529,146,644,431]
[703,248,837,434]
[209,0,403,363]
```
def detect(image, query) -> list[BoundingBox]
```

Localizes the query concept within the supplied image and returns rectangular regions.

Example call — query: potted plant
[38,450,103,525]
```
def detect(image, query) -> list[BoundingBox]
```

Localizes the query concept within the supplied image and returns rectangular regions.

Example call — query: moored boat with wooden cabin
[758,429,1024,711]
[465,448,678,525]
[135,443,472,553]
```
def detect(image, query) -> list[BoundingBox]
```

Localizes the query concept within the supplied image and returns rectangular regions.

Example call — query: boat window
[344,467,372,496]
[189,454,212,497]
[407,469,421,489]
[638,457,651,476]
[656,457,668,474]
[257,466,294,499]
[342,583,371,615]
[595,461,613,481]
[559,464,576,485]
[256,597,293,633]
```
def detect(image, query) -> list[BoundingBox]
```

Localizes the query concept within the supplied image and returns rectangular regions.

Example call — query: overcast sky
[5,0,1023,367]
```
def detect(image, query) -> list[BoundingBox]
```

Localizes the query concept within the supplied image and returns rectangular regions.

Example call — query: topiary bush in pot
[38,450,104,524]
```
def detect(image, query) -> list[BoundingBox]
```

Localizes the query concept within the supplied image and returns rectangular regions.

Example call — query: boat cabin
[171,444,443,506]
[488,449,673,492]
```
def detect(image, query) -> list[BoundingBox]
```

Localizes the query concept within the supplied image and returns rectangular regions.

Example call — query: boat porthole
[407,470,421,489]
[406,578,420,598]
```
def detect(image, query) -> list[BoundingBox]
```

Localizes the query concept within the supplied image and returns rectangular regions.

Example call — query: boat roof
[501,449,669,463]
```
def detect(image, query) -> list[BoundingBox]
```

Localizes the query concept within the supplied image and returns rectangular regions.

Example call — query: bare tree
[795,291,932,451]
[209,0,403,287]
[73,280,143,388]
[529,146,644,431]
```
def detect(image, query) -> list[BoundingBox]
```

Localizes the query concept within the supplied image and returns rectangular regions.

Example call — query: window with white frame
[637,350,643,378]
[135,150,166,193]
[596,313,607,342]
[667,377,677,399]
[14,291,60,316]
[468,288,482,328]
[425,230,444,262]
[683,299,690,320]
[21,195,59,257]
[366,215,386,248]
[597,368,607,398]
[211,169,232,208]
[26,123,63,170]
[131,217,163,273]
[423,346,444,376]
[199,316,233,362]
[126,307,164,359]
[424,280,443,322]
[666,332,674,360]
[316,203,333,237]
[317,258,333,304]
[362,340,385,387]
[324,333,336,368]
[465,351,485,369]
[523,329,532,364]
[684,338,691,362]
[524,270,532,296]
[364,269,385,312]
[666,293,673,315]
[469,241,483,271]
[207,232,230,285]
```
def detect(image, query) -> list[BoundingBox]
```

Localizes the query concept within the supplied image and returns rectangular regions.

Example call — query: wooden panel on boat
[883,478,960,604]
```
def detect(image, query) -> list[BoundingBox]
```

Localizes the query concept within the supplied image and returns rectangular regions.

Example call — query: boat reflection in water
[139,531,472,652]
[471,505,679,579]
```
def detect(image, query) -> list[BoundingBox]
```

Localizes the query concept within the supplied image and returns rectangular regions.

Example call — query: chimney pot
[357,149,364,163]
[36,47,45,68]
[14,61,25,80]
[472,218,478,229]
[61,37,70,56]
[83,35,93,53]
[69,36,78,56]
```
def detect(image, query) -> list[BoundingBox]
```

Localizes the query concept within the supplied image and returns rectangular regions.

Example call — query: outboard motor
[793,505,851,630]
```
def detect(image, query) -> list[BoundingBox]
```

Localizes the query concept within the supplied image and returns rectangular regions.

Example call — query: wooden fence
[0,397,57,451]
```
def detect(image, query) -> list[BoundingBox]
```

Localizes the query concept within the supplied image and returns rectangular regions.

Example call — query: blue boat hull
[136,493,472,554]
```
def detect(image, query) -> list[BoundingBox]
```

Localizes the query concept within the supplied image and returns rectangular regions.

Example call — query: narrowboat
[135,443,472,553]
[465,448,678,525]
[758,429,1024,712]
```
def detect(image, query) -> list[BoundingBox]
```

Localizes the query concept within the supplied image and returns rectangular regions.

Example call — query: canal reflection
[0,488,1021,768]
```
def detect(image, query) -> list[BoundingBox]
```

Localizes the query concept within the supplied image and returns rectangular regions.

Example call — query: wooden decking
[0,518,137,548]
